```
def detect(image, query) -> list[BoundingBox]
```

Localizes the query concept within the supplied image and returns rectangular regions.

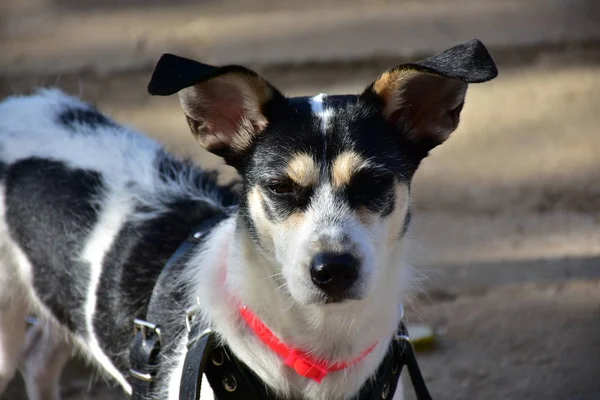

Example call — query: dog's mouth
[288,287,365,306]
[324,295,346,304]
[320,291,364,304]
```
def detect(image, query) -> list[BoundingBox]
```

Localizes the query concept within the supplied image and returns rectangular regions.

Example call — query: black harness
[129,218,434,400]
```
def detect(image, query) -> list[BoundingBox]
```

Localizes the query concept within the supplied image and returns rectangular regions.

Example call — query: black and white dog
[0,40,497,400]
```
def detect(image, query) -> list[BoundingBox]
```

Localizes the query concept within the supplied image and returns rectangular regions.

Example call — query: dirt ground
[2,18,600,400]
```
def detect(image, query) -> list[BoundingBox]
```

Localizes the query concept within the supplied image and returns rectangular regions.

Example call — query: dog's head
[149,40,497,306]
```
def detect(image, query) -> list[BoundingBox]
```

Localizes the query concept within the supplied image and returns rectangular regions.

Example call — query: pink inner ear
[180,71,272,154]
[382,73,466,143]
[200,80,246,137]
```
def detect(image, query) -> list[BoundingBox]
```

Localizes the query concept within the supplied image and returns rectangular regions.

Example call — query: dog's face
[148,40,497,305]
[239,94,415,305]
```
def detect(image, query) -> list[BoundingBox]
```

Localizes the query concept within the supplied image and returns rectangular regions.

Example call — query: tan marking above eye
[331,151,369,188]
[286,153,319,187]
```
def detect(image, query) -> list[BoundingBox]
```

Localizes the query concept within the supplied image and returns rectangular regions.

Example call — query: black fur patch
[345,169,396,216]
[155,151,239,209]
[58,106,118,132]
[4,158,104,333]
[93,199,226,374]
[156,150,188,183]
[93,158,234,374]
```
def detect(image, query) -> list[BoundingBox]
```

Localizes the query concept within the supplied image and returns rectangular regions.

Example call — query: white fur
[310,93,333,135]
[80,192,135,393]
[0,89,410,400]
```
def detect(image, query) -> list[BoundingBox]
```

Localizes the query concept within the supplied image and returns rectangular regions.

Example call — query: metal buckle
[185,297,201,333]
[394,332,411,343]
[187,328,213,349]
[394,320,411,343]
[133,318,162,345]
[130,319,162,383]
[129,368,153,382]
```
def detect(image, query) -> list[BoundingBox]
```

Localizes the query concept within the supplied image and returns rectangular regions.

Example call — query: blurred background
[1,0,600,399]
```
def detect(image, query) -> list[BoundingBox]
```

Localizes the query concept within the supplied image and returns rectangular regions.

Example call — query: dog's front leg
[18,320,72,400]
[0,303,27,394]
[0,262,28,394]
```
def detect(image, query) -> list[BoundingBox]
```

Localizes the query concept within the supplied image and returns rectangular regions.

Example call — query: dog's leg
[18,318,72,400]
[0,276,28,394]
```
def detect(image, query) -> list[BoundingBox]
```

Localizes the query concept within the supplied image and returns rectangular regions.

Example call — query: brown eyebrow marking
[286,153,319,187]
[331,151,369,188]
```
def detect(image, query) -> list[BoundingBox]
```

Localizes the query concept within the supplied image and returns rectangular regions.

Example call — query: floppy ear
[147,54,283,165]
[364,39,498,154]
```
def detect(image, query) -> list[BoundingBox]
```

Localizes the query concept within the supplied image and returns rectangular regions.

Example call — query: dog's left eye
[266,180,296,195]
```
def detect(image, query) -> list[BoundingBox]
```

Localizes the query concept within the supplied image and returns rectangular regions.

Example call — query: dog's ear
[363,39,497,154]
[148,54,283,165]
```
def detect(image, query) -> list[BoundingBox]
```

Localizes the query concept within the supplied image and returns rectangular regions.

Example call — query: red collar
[239,305,377,383]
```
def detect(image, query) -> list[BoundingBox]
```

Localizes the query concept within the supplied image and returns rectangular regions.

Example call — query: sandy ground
[403,280,600,400]
[1,21,600,400]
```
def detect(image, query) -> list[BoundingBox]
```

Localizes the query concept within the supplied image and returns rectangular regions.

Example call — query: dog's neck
[191,213,408,398]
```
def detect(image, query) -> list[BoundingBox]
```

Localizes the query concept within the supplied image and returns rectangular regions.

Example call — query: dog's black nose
[310,253,359,298]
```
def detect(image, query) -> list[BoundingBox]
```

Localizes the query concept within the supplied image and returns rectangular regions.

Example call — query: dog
[0,39,497,400]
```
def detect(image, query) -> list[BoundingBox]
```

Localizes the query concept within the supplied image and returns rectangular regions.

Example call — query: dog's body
[0,40,497,400]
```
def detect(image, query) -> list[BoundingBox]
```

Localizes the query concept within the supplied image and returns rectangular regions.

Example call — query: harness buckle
[394,332,411,343]
[394,321,410,343]
[185,297,201,333]
[129,368,153,382]
[133,318,162,346]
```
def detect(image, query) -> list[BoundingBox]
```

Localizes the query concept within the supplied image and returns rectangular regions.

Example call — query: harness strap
[129,214,228,400]
[395,326,433,400]
[195,322,431,400]
[179,325,214,400]
[204,344,272,399]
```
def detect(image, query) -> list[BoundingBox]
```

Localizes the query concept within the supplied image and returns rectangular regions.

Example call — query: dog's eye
[266,180,296,195]
[347,171,394,211]
[264,179,313,209]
